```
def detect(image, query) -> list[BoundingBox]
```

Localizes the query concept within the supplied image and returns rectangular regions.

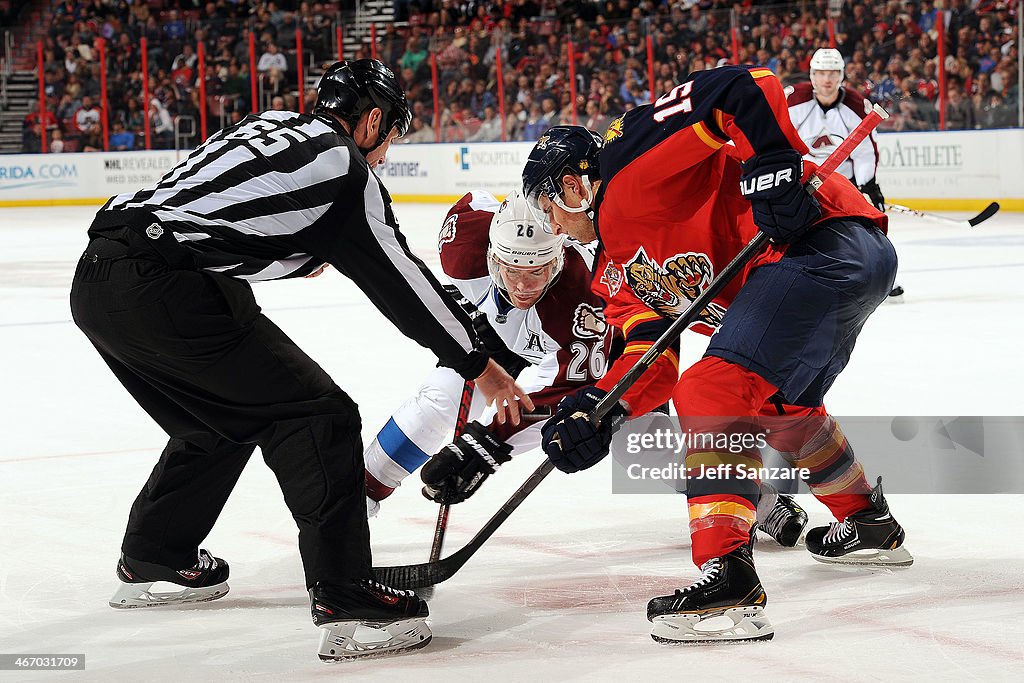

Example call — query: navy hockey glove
[858,178,886,212]
[541,387,629,474]
[443,285,528,377]
[740,150,821,244]
[421,421,513,504]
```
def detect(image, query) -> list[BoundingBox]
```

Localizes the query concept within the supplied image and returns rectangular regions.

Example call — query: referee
[70,59,531,659]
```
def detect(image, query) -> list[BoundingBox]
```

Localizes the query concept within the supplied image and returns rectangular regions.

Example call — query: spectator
[468,105,502,141]
[257,42,289,94]
[74,95,102,151]
[149,98,175,149]
[50,129,66,154]
[944,87,976,130]
[401,116,436,144]
[22,121,42,154]
[110,121,135,151]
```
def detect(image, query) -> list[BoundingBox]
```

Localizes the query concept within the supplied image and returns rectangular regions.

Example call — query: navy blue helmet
[522,126,603,214]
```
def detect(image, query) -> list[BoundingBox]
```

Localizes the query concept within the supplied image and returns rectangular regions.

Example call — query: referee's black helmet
[314,59,411,149]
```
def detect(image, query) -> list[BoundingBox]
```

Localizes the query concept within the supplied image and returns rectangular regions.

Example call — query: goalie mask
[487,190,566,309]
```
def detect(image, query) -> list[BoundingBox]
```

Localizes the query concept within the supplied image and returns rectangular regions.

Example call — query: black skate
[312,579,431,661]
[647,542,774,643]
[805,477,913,567]
[887,284,905,302]
[109,548,229,608]
[757,484,808,547]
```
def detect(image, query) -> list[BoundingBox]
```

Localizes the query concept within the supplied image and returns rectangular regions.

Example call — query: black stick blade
[968,202,1000,227]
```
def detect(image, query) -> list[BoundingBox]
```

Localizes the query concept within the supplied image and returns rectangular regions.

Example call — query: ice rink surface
[2,203,1023,681]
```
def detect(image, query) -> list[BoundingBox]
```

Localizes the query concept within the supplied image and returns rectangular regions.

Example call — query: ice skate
[647,542,774,644]
[805,477,913,567]
[886,284,905,303]
[109,548,229,608]
[757,484,808,547]
[312,579,431,661]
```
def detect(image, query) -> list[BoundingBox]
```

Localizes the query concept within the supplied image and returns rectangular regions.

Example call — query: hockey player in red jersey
[364,188,809,546]
[787,48,903,299]
[526,65,912,644]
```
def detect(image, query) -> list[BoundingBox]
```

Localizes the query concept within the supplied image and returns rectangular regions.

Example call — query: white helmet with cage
[809,48,845,77]
[487,189,566,307]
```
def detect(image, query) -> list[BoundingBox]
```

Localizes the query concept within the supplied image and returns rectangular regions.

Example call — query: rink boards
[1,129,1023,211]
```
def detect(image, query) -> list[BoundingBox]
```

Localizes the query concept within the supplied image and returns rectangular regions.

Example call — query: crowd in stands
[10,0,1022,154]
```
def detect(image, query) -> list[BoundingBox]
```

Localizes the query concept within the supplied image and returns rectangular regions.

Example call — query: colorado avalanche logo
[624,247,726,328]
[572,303,608,339]
[438,213,458,252]
[600,260,623,297]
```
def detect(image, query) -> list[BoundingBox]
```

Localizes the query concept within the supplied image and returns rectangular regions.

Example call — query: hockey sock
[773,414,871,520]
[674,358,772,567]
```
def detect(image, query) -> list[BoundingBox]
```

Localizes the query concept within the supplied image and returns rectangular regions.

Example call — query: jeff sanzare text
[626,464,811,481]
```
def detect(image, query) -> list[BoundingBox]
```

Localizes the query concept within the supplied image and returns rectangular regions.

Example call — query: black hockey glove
[421,421,513,504]
[858,177,886,212]
[443,285,529,377]
[541,387,629,474]
[740,149,821,244]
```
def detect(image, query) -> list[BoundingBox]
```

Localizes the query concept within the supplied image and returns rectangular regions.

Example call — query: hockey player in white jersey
[363,189,809,547]
[363,189,615,511]
[786,48,902,298]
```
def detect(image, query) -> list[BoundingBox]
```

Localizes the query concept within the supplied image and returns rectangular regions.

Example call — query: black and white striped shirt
[94,110,486,378]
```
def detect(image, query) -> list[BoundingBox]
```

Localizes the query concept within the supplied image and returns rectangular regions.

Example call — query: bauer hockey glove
[541,387,629,474]
[443,285,529,377]
[421,421,513,504]
[858,178,886,213]
[740,149,821,244]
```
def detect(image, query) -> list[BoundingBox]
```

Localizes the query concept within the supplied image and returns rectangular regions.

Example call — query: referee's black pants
[70,232,370,588]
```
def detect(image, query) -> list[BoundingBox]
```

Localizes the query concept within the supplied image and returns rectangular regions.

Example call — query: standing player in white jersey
[363,189,616,510]
[786,48,903,299]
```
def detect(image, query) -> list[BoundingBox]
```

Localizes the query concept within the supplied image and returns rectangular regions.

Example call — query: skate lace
[761,502,792,539]
[823,519,854,544]
[362,578,414,599]
[676,558,722,595]
[196,549,217,572]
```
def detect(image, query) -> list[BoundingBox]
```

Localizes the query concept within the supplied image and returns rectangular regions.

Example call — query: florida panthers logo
[600,260,623,297]
[438,213,458,252]
[624,247,726,328]
[604,116,624,144]
[572,303,608,339]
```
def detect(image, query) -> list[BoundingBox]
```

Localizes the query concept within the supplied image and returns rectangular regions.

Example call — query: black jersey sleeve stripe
[312,167,480,372]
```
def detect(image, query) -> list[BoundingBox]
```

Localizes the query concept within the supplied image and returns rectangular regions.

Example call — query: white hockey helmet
[487,189,566,306]
[809,48,845,77]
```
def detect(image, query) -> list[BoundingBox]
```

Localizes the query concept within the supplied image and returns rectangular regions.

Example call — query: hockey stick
[428,383,474,559]
[589,102,890,424]
[372,104,889,591]
[374,446,555,589]
[415,381,473,599]
[884,201,1000,229]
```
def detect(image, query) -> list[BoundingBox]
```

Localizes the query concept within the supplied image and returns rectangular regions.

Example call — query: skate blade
[318,617,432,661]
[650,606,774,644]
[811,544,914,567]
[109,580,229,609]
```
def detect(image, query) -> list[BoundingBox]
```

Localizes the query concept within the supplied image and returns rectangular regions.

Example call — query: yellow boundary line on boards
[2,196,1022,211]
